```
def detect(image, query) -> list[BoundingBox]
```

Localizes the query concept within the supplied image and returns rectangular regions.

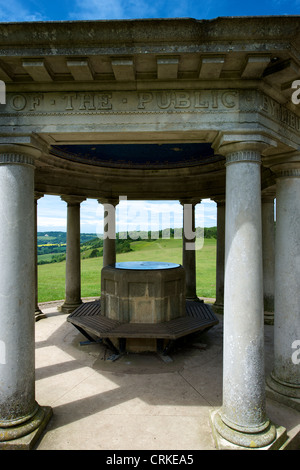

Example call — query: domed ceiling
[50,143,221,170]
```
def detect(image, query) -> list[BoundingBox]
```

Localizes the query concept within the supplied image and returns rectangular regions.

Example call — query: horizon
[37,224,218,235]
[37,197,218,233]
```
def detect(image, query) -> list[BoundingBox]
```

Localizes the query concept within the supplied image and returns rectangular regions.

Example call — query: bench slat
[67,300,218,340]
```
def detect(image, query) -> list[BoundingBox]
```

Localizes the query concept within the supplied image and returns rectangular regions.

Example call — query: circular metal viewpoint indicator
[114,261,180,270]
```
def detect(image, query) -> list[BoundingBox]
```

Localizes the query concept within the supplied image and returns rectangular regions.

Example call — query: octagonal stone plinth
[101,262,186,324]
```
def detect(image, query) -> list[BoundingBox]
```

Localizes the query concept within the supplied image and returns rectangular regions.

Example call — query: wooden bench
[67,299,218,348]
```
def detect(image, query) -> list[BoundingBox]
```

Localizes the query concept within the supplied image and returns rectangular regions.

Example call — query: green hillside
[38,236,217,302]
[37,232,132,264]
[37,228,217,265]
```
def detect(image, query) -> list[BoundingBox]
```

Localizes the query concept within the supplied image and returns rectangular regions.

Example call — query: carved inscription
[4,90,239,114]
[62,93,112,110]
[136,91,238,110]
[261,94,300,132]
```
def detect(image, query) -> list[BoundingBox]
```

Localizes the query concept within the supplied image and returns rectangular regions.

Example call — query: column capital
[179,197,201,206]
[211,195,225,205]
[34,191,44,201]
[261,193,275,204]
[225,150,262,165]
[61,195,86,205]
[275,168,300,178]
[213,133,277,159]
[0,144,42,167]
[263,151,300,178]
[98,197,119,207]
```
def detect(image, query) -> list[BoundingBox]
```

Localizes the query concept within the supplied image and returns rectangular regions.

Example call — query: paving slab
[33,304,299,451]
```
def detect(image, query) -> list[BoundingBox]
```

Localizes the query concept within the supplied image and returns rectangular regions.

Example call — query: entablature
[1,17,300,200]
[0,88,299,154]
[0,17,299,108]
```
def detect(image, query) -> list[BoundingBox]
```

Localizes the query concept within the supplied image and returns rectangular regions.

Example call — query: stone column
[212,197,225,314]
[34,192,46,321]
[212,137,277,448]
[261,195,275,324]
[0,147,51,448]
[266,161,300,402]
[180,199,200,300]
[60,196,86,314]
[99,198,118,267]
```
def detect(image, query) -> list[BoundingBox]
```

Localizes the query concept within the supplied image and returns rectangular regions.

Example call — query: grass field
[38,237,216,302]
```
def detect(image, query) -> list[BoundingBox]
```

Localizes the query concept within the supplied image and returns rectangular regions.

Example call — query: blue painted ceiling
[50,143,221,169]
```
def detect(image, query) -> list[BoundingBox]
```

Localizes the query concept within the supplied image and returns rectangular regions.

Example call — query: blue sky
[36,198,217,234]
[1,1,294,232]
[0,0,299,22]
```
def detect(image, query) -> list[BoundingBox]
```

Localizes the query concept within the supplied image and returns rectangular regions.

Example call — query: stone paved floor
[33,302,300,451]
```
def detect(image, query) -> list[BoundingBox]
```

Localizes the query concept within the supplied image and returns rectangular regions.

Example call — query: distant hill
[37,232,96,245]
[37,228,217,265]
[38,232,97,264]
[37,231,132,265]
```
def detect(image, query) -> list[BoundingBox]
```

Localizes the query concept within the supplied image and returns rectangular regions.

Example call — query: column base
[59,300,82,314]
[266,373,300,407]
[264,311,274,325]
[35,307,46,322]
[0,405,52,450]
[212,302,224,314]
[186,295,203,302]
[209,409,285,450]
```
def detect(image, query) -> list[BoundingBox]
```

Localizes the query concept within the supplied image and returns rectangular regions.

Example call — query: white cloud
[69,0,131,20]
[37,195,216,234]
[0,1,46,21]
[69,0,197,20]
[38,216,66,229]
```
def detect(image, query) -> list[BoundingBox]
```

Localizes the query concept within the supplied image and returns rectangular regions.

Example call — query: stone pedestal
[0,148,52,448]
[101,262,185,323]
[101,261,185,352]
[266,164,300,403]
[60,196,86,314]
[211,138,278,449]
